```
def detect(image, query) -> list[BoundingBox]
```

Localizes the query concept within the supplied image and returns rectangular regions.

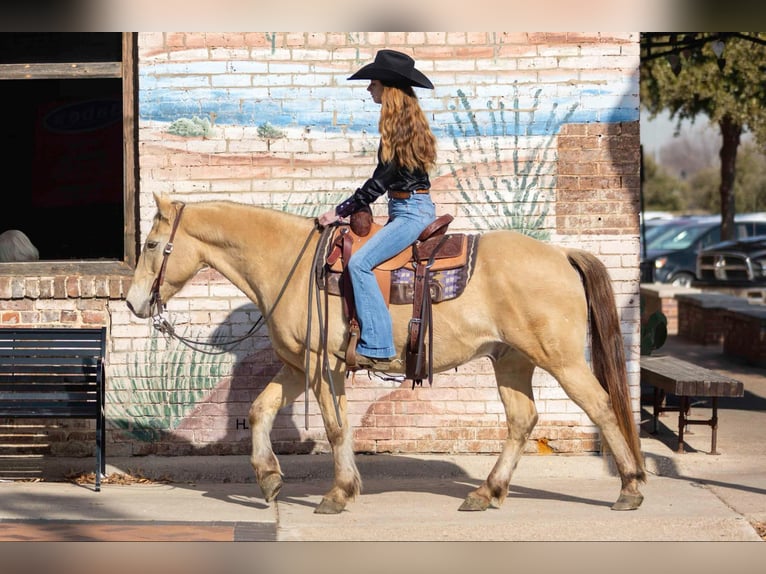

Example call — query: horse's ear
[154,193,173,220]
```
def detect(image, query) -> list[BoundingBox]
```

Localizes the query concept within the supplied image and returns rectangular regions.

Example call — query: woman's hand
[317,208,341,227]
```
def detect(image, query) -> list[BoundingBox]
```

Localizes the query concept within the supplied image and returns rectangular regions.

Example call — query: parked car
[696,235,766,287]
[640,216,766,287]
[640,216,711,257]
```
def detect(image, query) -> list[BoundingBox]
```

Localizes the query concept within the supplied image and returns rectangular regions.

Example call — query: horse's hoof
[314,497,346,514]
[260,472,283,502]
[458,495,489,511]
[611,492,643,511]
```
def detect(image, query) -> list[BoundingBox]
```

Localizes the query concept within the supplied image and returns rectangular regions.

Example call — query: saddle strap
[408,262,428,355]
[346,318,360,368]
[407,233,449,385]
[340,231,360,368]
[406,261,433,385]
[340,231,355,321]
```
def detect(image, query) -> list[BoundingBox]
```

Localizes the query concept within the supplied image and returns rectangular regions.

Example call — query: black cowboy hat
[348,49,434,89]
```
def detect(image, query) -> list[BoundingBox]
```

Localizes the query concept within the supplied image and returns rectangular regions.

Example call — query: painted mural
[108,35,640,453]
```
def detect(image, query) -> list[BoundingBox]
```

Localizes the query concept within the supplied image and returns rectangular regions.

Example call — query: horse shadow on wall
[111,302,317,456]
[111,302,466,460]
[106,302,531,509]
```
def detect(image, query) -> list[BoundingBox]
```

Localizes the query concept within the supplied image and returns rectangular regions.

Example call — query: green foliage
[641,34,766,145]
[641,310,668,356]
[167,116,212,137]
[733,142,766,213]
[108,328,232,442]
[682,142,766,213]
[640,290,667,356]
[686,167,720,212]
[276,192,350,218]
[642,153,686,211]
[257,122,285,140]
[641,33,766,237]
[447,86,577,239]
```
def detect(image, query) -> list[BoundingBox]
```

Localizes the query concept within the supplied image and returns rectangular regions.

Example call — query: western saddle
[322,210,478,385]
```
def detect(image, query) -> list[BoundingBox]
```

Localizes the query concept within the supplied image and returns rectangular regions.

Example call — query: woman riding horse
[318,50,437,371]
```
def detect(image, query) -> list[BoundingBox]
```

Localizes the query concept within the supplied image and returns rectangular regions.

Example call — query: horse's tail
[567,249,646,481]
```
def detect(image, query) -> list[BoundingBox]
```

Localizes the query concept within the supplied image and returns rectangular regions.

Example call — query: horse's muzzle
[125,294,153,319]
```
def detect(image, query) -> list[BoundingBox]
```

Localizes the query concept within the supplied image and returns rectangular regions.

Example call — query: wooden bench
[0,327,107,491]
[641,355,744,454]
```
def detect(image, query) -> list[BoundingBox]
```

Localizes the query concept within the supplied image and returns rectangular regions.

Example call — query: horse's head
[126,193,202,318]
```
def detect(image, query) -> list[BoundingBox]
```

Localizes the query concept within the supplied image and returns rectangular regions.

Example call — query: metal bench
[0,327,107,491]
[641,354,744,455]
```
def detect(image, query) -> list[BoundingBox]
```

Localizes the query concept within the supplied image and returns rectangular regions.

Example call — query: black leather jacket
[335,144,431,217]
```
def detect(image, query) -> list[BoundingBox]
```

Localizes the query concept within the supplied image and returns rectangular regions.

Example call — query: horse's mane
[184,200,314,247]
[193,199,310,219]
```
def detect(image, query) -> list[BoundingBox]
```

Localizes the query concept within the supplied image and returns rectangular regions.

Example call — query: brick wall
[557,122,641,236]
[678,299,729,346]
[3,32,641,461]
[723,308,766,366]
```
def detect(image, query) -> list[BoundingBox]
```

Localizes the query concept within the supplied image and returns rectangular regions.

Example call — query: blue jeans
[347,194,436,358]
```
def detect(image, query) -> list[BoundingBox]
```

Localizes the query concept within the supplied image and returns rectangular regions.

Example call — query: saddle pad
[390,234,479,304]
[390,267,466,304]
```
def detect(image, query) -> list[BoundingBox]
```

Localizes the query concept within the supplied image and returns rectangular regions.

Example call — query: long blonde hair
[378,85,436,172]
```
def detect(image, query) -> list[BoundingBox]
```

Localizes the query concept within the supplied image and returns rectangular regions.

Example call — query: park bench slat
[0,327,107,491]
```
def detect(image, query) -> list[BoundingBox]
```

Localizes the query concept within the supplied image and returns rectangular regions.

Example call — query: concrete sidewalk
[1,335,765,542]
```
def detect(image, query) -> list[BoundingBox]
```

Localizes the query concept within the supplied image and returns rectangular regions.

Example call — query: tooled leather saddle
[319,210,479,385]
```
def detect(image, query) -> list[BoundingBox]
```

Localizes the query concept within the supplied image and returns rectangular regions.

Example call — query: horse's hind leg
[460,348,537,511]
[249,365,305,503]
[552,361,644,510]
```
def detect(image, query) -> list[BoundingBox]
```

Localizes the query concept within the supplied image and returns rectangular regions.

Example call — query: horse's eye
[146,241,159,250]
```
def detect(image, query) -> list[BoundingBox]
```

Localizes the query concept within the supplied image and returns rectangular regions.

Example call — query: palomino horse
[126,194,646,514]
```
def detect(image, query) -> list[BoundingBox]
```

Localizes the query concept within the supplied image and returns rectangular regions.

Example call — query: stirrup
[355,354,400,370]
[333,351,400,371]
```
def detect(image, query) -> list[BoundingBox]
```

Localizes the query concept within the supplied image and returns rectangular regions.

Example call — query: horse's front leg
[249,365,305,503]
[312,361,361,514]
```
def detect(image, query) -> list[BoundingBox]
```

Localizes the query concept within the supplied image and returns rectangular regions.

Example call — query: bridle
[149,201,186,315]
[147,200,266,355]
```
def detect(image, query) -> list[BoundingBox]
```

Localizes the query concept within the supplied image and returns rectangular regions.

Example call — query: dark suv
[640,217,766,287]
[696,235,766,286]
